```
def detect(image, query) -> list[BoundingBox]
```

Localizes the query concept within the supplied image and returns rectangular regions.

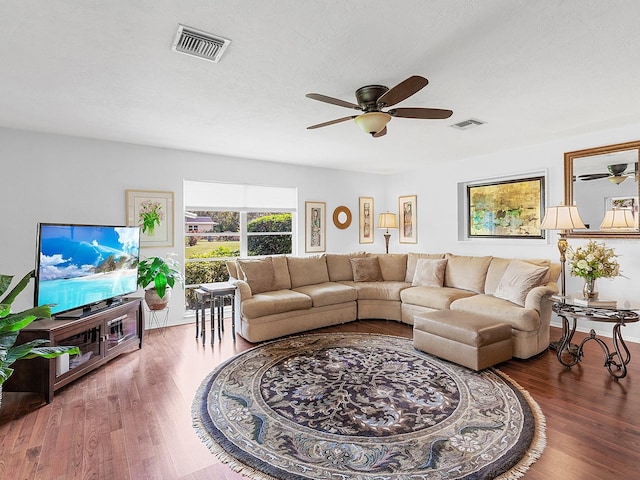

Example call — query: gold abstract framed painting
[398,195,417,243]
[467,176,545,238]
[305,201,326,252]
[126,190,174,247]
[358,197,374,244]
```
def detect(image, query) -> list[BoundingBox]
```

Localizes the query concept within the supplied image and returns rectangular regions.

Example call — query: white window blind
[184,180,297,212]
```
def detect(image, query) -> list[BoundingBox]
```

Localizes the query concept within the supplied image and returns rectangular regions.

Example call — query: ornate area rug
[192,333,545,479]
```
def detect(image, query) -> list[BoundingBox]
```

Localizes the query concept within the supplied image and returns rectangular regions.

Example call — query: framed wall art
[398,195,417,243]
[305,201,326,252]
[126,189,174,247]
[467,175,545,238]
[358,196,374,244]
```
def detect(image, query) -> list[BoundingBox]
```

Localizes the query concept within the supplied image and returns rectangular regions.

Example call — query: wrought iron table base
[554,303,637,380]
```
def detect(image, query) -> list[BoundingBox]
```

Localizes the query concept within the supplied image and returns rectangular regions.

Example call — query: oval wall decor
[332,206,352,229]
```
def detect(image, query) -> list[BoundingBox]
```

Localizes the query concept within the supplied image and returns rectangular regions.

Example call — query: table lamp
[599,208,636,231]
[378,212,398,254]
[540,204,586,297]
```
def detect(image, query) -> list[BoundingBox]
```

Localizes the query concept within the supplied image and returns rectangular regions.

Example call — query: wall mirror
[564,140,640,238]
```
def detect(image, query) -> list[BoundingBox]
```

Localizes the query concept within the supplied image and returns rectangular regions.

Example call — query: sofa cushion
[342,281,409,301]
[405,252,445,282]
[450,294,540,331]
[493,260,549,306]
[350,257,382,282]
[241,290,312,319]
[237,257,274,294]
[272,255,292,290]
[226,261,239,279]
[287,255,330,288]
[485,257,551,295]
[444,254,493,293]
[293,282,357,307]
[326,252,366,281]
[374,254,408,281]
[401,286,476,310]
[412,258,447,287]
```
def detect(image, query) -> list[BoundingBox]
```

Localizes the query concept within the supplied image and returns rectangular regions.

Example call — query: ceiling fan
[305,75,453,137]
[577,162,638,185]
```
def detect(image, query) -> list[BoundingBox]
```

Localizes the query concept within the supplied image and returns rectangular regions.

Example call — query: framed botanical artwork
[467,176,545,238]
[398,195,417,243]
[358,196,374,244]
[126,189,174,247]
[305,201,326,252]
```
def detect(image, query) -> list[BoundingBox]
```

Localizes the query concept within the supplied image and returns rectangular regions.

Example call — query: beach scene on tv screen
[38,225,139,314]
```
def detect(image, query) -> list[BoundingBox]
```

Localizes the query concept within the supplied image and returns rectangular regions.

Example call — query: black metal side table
[551,295,639,379]
[197,281,237,345]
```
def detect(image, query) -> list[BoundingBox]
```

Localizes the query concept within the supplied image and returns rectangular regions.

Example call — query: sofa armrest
[234,279,253,301]
[524,281,559,312]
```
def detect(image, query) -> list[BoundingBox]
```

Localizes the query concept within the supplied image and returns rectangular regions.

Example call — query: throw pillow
[350,257,382,282]
[237,258,275,294]
[412,258,448,287]
[494,259,550,306]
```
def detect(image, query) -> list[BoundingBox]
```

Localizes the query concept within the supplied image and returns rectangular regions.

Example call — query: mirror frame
[564,139,640,239]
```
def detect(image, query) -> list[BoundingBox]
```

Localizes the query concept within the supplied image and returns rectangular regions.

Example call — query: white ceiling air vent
[172,24,231,63]
[450,118,486,130]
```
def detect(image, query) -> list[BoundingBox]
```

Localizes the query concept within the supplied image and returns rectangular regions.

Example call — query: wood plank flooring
[1,318,639,479]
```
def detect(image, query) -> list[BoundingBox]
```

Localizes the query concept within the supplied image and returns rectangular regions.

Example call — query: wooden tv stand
[5,297,144,403]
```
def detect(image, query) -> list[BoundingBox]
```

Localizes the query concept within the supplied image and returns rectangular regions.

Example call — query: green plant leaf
[23,345,81,360]
[0,270,33,306]
[0,305,51,334]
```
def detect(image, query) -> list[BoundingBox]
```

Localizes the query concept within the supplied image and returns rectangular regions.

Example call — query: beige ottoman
[413,310,512,371]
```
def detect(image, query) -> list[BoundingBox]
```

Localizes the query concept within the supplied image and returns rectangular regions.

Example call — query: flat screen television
[35,223,141,318]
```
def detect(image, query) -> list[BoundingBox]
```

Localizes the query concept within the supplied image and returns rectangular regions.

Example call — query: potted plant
[0,271,80,407]
[137,253,184,310]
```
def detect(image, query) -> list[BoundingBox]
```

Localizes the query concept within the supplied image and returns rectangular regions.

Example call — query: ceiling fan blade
[372,126,387,138]
[577,173,610,180]
[377,75,429,107]
[307,116,357,130]
[388,107,453,119]
[305,93,361,110]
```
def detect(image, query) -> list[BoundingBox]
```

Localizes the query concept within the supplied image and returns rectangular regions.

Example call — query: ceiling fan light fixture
[608,175,627,185]
[354,112,391,136]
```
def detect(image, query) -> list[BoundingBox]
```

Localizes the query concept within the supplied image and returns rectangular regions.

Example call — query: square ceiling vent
[172,24,231,63]
[450,118,486,130]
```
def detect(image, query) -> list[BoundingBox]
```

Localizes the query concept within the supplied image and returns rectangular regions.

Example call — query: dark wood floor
[1,318,639,479]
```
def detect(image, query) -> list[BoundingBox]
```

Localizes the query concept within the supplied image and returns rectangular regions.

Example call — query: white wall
[1,127,386,325]
[390,122,640,342]
[3,124,640,342]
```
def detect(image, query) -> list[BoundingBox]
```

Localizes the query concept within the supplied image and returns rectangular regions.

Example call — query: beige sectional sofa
[227,252,560,359]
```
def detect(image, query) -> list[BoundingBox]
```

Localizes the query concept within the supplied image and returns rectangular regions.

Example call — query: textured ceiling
[1,1,640,174]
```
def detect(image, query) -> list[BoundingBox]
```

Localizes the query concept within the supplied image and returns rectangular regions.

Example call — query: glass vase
[582,278,599,300]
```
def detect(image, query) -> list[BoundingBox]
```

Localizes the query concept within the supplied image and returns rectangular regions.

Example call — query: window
[183,181,297,311]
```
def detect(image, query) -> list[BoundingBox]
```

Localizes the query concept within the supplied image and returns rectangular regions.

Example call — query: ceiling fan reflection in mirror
[578,162,639,185]
[305,75,453,137]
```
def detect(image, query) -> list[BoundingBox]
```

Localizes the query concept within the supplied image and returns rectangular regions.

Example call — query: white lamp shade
[377,212,398,229]
[355,112,391,135]
[608,175,627,185]
[540,205,586,230]
[599,208,636,230]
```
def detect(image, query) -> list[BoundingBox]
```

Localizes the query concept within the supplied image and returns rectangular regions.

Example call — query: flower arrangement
[139,200,164,235]
[567,240,620,281]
